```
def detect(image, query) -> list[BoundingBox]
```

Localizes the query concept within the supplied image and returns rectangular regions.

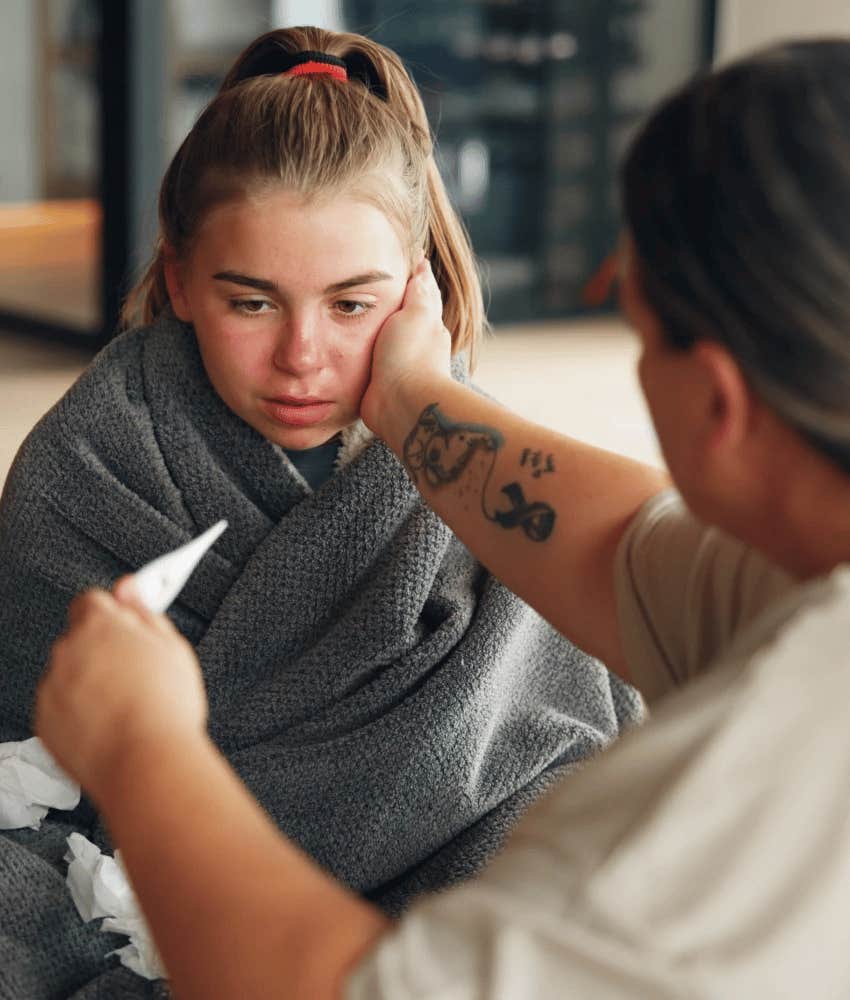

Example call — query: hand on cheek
[35,581,208,805]
[360,260,452,435]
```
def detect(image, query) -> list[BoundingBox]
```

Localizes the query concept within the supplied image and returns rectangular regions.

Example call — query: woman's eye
[232,298,273,315]
[334,300,375,318]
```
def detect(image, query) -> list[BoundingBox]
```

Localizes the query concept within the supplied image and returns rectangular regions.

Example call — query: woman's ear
[691,340,757,458]
[162,246,192,322]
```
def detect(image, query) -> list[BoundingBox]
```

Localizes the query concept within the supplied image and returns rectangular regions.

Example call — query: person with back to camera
[35,36,850,999]
[0,26,642,999]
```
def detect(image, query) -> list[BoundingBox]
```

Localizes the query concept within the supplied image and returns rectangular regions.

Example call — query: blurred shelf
[51,43,95,69]
[0,200,99,329]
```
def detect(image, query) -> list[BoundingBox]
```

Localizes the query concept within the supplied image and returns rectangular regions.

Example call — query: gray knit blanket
[0,311,642,997]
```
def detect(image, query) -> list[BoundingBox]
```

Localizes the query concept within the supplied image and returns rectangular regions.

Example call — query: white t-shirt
[346,491,850,999]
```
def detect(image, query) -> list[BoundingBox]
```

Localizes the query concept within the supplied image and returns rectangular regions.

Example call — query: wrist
[373,371,455,453]
[91,726,211,813]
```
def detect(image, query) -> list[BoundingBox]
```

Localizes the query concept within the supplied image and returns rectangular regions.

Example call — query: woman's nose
[272,314,322,375]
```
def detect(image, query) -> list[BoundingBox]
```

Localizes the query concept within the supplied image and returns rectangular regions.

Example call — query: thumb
[402,259,430,302]
[113,574,181,635]
[113,574,147,611]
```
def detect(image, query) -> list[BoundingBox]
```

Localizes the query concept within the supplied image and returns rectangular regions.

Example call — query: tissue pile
[0,737,80,830]
[66,832,165,981]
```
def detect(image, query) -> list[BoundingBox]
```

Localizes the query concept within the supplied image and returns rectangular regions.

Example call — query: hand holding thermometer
[131,520,228,613]
[0,520,229,833]
[32,520,230,980]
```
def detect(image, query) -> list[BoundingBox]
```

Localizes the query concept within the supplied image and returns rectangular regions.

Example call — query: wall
[717,0,850,60]
[0,0,38,202]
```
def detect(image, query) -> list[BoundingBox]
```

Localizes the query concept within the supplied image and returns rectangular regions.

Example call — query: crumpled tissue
[0,736,80,830]
[65,832,166,981]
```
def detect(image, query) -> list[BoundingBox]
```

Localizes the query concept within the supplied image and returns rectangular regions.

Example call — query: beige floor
[0,317,662,491]
[475,317,661,467]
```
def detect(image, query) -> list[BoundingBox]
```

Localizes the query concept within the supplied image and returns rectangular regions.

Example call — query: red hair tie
[281,51,348,82]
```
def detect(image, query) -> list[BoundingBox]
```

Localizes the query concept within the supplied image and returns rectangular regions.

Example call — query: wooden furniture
[0,200,99,329]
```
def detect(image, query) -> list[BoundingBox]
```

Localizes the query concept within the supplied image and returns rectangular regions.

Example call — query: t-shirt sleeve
[344,887,678,1000]
[613,490,793,703]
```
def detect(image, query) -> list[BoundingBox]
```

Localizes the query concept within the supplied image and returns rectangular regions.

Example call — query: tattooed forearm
[403,402,504,485]
[491,482,557,541]
[520,448,556,478]
[402,403,557,542]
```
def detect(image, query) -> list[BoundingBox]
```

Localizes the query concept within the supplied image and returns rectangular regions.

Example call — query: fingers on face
[410,260,444,319]
[424,263,444,313]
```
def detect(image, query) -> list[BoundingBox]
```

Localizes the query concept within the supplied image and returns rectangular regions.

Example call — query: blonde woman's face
[166,189,409,450]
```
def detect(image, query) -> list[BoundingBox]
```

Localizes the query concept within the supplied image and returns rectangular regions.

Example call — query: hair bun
[342,50,387,100]
[281,51,348,81]
[225,33,388,101]
[231,40,344,83]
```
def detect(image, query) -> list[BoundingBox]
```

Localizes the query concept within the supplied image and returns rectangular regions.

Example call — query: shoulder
[731,564,850,691]
[46,312,192,437]
[60,313,183,416]
[5,314,186,484]
[615,491,797,700]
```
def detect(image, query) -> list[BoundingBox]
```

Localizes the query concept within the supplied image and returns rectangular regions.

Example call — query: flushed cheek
[201,335,269,402]
[332,345,375,406]
[334,313,390,385]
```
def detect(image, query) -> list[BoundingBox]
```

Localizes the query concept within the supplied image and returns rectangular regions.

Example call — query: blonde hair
[122,26,485,366]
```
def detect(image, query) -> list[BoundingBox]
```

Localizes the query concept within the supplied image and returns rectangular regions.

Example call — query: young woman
[0,26,639,998]
[35,37,850,998]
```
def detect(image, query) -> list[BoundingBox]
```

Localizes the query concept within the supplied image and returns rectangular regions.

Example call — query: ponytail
[121,240,169,329]
[426,159,486,368]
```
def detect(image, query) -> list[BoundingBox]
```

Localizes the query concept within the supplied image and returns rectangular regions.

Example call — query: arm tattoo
[402,403,556,542]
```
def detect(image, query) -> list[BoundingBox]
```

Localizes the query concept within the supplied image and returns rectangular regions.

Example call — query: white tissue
[0,737,80,830]
[65,832,166,981]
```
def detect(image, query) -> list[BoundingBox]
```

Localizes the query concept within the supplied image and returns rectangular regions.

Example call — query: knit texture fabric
[0,311,643,996]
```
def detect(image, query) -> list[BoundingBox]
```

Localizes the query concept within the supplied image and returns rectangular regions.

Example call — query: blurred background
[2,0,849,486]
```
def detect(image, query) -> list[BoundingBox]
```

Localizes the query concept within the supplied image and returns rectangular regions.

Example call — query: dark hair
[622,39,850,471]
[123,27,485,365]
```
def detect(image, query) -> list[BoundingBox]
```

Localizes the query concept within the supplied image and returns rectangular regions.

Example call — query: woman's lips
[261,397,335,428]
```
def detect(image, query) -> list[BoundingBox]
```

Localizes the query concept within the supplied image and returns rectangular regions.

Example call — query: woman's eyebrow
[212,270,394,295]
[324,271,393,294]
[213,271,278,292]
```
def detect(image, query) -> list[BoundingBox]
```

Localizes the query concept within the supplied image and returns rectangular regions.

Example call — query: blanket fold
[0,311,642,996]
